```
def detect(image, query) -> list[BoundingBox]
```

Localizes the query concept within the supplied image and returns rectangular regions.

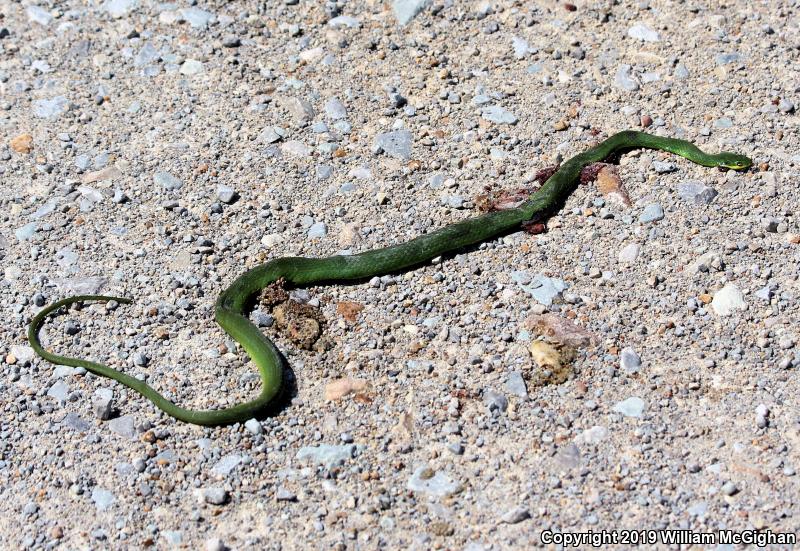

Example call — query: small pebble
[203,488,229,505]
[619,347,642,374]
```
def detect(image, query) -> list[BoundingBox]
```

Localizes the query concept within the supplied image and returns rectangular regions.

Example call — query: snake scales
[27,130,752,425]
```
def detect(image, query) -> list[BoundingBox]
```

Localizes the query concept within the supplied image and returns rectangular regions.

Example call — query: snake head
[716,153,752,171]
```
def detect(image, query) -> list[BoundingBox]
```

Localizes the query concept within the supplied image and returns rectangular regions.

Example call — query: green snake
[27,131,752,426]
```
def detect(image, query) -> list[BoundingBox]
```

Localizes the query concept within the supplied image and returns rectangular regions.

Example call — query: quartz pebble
[407,465,461,497]
[618,243,641,264]
[91,488,115,511]
[613,397,646,418]
[628,23,660,42]
[481,106,518,125]
[711,284,746,316]
[619,347,642,374]
[296,444,356,468]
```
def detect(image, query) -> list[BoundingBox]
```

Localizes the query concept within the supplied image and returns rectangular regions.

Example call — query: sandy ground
[1,0,799,549]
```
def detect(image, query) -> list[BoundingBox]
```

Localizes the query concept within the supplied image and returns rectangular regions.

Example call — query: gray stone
[511,36,530,59]
[575,425,609,445]
[55,276,106,295]
[281,97,315,123]
[755,284,775,301]
[443,195,464,209]
[260,126,286,144]
[614,65,639,91]
[221,35,241,48]
[54,366,77,378]
[674,63,689,79]
[62,412,91,432]
[712,118,734,131]
[244,418,262,435]
[500,507,531,524]
[181,7,215,28]
[281,140,311,157]
[205,538,226,551]
[112,189,128,203]
[620,347,641,374]
[715,52,741,65]
[407,465,461,497]
[324,97,347,120]
[554,443,581,470]
[15,222,38,242]
[613,396,646,418]
[217,185,237,204]
[78,185,104,203]
[162,531,183,546]
[328,16,360,29]
[778,99,795,113]
[212,454,244,477]
[678,181,718,205]
[296,444,356,468]
[721,482,739,496]
[75,154,91,170]
[755,403,769,428]
[31,201,56,220]
[762,217,780,233]
[512,272,568,306]
[11,345,35,364]
[653,161,676,173]
[180,59,203,75]
[27,6,52,25]
[203,487,229,505]
[481,105,518,125]
[618,243,641,264]
[133,42,159,67]
[91,488,115,511]
[47,380,69,402]
[104,0,138,18]
[108,415,136,439]
[711,284,746,316]
[639,203,664,223]
[333,120,352,134]
[154,172,182,191]
[483,389,508,412]
[628,23,660,42]
[94,388,114,420]
[32,96,69,119]
[688,502,708,517]
[63,320,80,336]
[307,222,327,239]
[374,130,413,160]
[275,487,296,501]
[392,0,431,25]
[505,371,527,398]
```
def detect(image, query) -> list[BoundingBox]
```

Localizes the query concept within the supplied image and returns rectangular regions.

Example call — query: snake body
[27,131,751,425]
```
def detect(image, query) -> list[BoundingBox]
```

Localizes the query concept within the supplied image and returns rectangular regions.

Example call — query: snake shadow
[242,344,298,422]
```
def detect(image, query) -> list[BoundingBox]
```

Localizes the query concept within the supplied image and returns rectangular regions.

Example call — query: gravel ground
[2,0,799,549]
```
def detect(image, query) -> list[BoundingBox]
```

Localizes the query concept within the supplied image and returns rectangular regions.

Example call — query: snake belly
[27,131,752,425]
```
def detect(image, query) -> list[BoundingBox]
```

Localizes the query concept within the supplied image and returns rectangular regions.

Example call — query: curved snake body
[27,131,752,425]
